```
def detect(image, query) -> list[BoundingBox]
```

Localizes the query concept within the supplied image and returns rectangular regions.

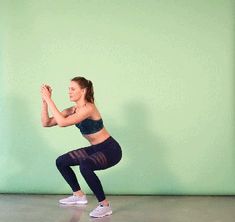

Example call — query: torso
[73,103,110,145]
[83,128,111,145]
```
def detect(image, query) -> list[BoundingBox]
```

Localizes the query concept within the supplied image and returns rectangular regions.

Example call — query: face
[68,81,85,102]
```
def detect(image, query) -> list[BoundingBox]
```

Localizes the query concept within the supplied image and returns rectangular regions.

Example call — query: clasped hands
[41,84,52,102]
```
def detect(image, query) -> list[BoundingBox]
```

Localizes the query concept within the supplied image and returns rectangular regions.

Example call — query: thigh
[67,145,98,163]
[85,151,110,170]
[83,138,122,170]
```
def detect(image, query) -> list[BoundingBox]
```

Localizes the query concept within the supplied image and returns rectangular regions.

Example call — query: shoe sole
[59,204,87,209]
[59,201,88,205]
[89,210,112,218]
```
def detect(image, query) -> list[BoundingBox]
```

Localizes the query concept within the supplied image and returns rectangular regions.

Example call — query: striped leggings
[56,136,122,202]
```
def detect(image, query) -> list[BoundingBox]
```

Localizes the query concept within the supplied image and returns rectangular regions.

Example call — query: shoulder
[74,103,94,115]
[86,102,100,115]
[86,102,96,110]
[75,103,100,119]
[62,106,76,116]
[87,103,102,119]
[84,103,96,114]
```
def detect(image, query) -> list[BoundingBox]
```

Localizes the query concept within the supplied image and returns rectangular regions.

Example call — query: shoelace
[94,205,109,212]
[69,196,77,201]
[94,206,104,212]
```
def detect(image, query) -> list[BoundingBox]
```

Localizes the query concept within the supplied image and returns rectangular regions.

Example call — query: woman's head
[69,77,94,103]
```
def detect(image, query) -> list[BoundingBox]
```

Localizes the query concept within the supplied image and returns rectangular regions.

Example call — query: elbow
[42,122,49,127]
[41,120,50,127]
[57,121,67,127]
[58,124,67,127]
[58,124,66,127]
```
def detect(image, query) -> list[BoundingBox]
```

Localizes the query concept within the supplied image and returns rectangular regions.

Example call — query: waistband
[92,136,116,147]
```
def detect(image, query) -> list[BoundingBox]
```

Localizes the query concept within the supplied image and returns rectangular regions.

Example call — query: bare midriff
[83,127,111,145]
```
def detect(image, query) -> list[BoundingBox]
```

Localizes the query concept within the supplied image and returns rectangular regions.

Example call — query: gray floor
[0,195,235,222]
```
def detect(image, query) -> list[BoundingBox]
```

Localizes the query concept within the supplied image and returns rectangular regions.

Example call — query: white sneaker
[89,204,112,218]
[90,215,112,222]
[59,195,88,205]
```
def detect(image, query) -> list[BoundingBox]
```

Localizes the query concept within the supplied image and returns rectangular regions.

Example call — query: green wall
[0,0,234,195]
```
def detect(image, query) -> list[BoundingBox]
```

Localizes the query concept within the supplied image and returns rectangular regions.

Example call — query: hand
[41,84,52,102]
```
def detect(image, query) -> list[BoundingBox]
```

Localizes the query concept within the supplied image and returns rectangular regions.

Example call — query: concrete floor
[0,195,235,222]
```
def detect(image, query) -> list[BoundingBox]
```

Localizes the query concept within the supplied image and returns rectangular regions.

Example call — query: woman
[41,76,122,218]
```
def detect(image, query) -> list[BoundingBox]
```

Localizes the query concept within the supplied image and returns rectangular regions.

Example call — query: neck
[76,100,87,109]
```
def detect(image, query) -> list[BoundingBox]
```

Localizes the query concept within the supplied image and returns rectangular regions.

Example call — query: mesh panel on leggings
[87,152,108,168]
[69,149,88,160]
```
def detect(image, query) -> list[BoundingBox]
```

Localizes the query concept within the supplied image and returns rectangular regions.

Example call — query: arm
[41,100,57,127]
[40,84,75,127]
[41,101,75,127]
[41,84,55,127]
[41,85,92,127]
[45,98,91,127]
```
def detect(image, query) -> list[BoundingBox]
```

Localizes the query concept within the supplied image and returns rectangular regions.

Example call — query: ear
[82,88,87,94]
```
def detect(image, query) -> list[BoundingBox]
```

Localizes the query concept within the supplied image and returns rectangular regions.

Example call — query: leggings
[56,136,122,202]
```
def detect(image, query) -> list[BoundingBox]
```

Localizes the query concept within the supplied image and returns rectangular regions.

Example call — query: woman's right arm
[41,101,57,127]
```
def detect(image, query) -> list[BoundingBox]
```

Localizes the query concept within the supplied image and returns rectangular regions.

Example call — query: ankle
[73,190,85,197]
[100,200,109,206]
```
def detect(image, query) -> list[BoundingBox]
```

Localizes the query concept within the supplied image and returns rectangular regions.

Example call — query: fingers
[45,85,52,92]
[41,84,52,93]
[41,84,52,89]
[40,84,52,101]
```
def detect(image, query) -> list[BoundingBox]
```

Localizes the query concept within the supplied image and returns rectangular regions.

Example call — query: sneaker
[90,215,112,222]
[89,204,112,218]
[59,195,88,205]
[59,204,87,210]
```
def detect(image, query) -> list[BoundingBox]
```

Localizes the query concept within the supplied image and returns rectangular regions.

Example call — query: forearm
[41,101,51,126]
[46,98,66,126]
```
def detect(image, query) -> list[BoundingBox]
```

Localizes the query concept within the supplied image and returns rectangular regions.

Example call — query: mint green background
[0,0,234,195]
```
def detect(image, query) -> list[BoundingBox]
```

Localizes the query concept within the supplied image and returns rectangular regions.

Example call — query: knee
[56,155,65,169]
